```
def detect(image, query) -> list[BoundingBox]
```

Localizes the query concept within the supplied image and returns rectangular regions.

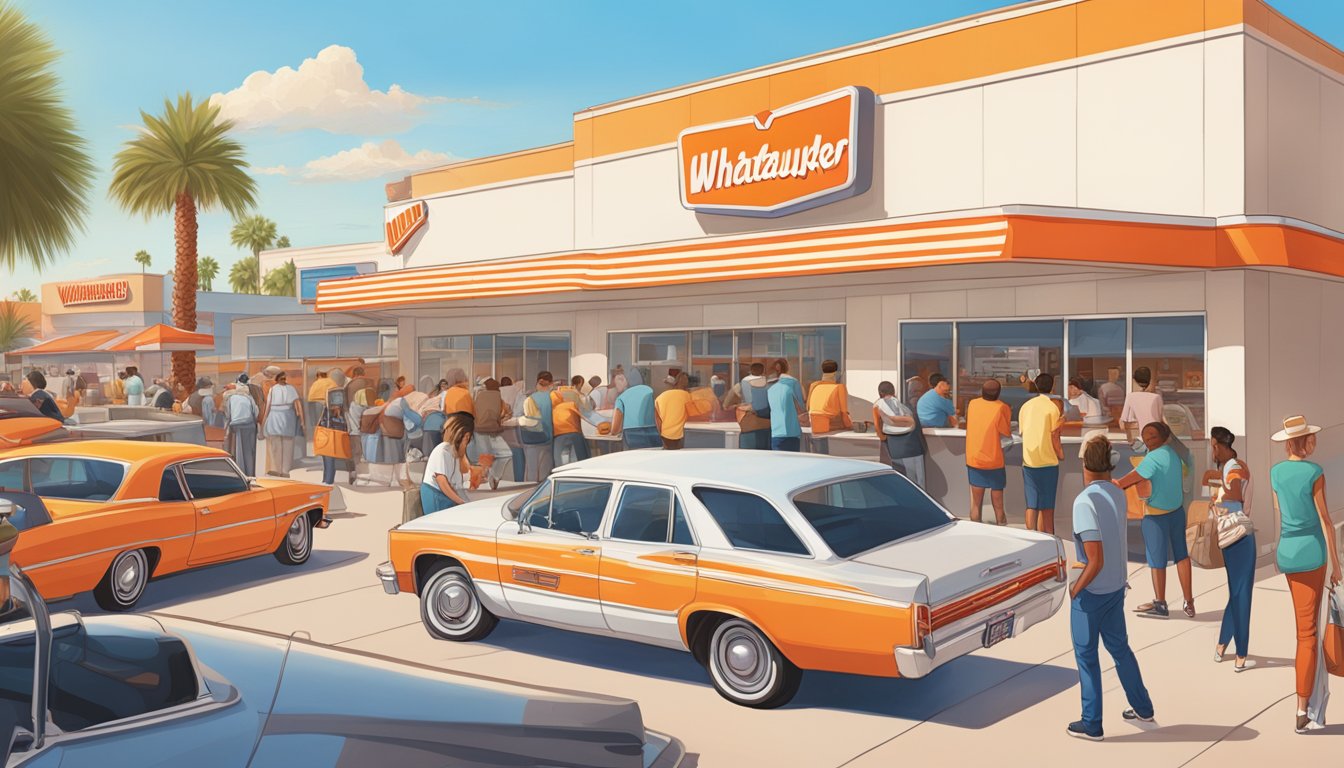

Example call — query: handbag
[314,407,351,459]
[1185,510,1224,569]
[1214,506,1253,548]
[402,486,424,523]
[1325,586,1344,678]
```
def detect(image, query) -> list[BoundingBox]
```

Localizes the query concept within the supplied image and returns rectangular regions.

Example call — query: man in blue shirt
[765,358,805,452]
[916,373,957,428]
[611,378,657,450]
[1068,435,1155,741]
[1115,421,1194,620]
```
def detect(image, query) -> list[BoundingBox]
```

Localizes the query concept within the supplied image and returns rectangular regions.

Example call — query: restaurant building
[311,0,1344,547]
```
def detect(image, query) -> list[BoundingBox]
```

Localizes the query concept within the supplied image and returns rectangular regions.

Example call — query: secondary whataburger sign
[56,279,130,306]
[678,86,874,218]
[385,200,428,254]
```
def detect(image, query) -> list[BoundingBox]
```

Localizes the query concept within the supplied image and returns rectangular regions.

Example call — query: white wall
[405,177,576,268]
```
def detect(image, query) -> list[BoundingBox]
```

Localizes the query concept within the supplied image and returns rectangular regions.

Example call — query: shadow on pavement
[55,548,369,615]
[482,621,707,685]
[1102,723,1259,743]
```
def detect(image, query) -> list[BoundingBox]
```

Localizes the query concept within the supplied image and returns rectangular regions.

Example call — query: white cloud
[261,140,455,183]
[210,45,447,134]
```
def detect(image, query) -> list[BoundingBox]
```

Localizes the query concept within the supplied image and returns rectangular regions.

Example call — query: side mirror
[517,516,532,535]
[0,500,15,520]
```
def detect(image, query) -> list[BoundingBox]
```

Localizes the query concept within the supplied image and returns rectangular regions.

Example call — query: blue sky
[6,0,1344,296]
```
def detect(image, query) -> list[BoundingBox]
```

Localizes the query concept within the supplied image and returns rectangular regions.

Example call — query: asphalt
[56,465,1342,767]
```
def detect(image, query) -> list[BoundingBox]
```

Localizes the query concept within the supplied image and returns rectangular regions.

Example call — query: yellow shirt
[307,378,338,403]
[1019,394,1063,468]
[442,385,474,417]
[655,389,694,440]
[552,401,583,435]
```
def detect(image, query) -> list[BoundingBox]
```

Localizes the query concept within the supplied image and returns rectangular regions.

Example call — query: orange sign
[385,200,428,254]
[56,279,130,306]
[678,86,874,218]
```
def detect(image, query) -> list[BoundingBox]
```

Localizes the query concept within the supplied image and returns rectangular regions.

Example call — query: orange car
[0,401,332,610]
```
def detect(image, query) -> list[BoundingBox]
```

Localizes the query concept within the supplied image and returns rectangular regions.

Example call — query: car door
[181,458,275,565]
[599,483,699,647]
[495,479,612,630]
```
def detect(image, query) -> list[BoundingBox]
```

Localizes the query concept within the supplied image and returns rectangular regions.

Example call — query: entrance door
[182,458,275,564]
[496,479,612,630]
[599,483,698,647]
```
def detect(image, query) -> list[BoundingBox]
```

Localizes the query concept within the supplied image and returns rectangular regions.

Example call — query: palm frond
[228,255,260,294]
[262,259,296,297]
[0,302,36,353]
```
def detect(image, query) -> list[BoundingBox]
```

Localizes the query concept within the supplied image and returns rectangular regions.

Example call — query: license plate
[983,612,1014,648]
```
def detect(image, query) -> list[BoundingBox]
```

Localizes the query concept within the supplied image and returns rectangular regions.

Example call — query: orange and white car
[377,451,1066,708]
[0,398,332,610]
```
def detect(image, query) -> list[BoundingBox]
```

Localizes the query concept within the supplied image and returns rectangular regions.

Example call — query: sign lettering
[385,200,428,254]
[56,280,130,306]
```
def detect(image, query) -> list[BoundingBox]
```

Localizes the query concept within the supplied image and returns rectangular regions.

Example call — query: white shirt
[424,441,466,494]
[1120,390,1165,428]
[1070,391,1108,426]
[876,397,915,435]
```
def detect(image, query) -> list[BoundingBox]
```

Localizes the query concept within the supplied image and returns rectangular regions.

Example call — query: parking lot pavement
[59,468,1339,767]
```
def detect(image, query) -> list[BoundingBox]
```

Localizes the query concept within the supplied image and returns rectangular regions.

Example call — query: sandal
[1214,645,1226,663]
[1235,659,1256,672]
[1183,600,1196,618]
[1133,602,1155,613]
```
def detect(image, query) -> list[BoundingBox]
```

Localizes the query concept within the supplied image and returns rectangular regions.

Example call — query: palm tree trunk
[256,248,263,295]
[172,192,199,394]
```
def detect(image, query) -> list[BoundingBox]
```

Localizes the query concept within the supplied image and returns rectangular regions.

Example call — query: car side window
[158,467,187,502]
[548,481,612,536]
[672,498,695,545]
[693,487,808,555]
[520,480,552,529]
[0,460,24,493]
[180,459,248,500]
[28,458,125,502]
[610,485,674,543]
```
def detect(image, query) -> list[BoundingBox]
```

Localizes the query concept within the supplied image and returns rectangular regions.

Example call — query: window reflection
[418,333,572,390]
[1069,318,1126,429]
[1133,316,1205,439]
[900,323,951,410]
[957,321,1063,421]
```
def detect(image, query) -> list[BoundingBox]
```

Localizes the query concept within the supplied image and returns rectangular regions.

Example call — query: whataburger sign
[57,279,130,306]
[385,200,428,254]
[678,86,874,218]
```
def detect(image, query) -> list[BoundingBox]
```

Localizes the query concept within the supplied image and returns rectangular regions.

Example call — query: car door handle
[574,548,598,556]
[672,551,698,563]
[199,507,213,515]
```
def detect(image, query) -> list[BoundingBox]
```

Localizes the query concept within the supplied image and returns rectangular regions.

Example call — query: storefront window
[472,335,494,384]
[494,335,525,384]
[247,335,286,359]
[289,334,338,359]
[1069,318,1126,424]
[419,333,571,390]
[524,333,571,384]
[419,336,471,391]
[380,333,398,358]
[957,320,1063,420]
[337,332,379,358]
[900,323,952,410]
[1133,316,1205,439]
[608,332,634,384]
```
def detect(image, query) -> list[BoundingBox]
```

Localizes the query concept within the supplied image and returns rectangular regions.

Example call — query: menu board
[970,346,1039,380]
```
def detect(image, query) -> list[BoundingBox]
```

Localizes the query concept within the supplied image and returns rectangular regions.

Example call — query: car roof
[0,440,223,464]
[551,449,885,492]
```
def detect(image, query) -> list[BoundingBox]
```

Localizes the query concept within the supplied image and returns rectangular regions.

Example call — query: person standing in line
[916,373,957,429]
[611,375,658,449]
[1204,426,1257,671]
[345,366,372,407]
[552,388,591,466]
[1067,435,1156,741]
[1115,422,1195,619]
[431,369,473,457]
[21,371,62,421]
[654,373,694,451]
[966,380,1012,525]
[422,412,475,515]
[1268,415,1343,733]
[1068,376,1109,428]
[724,363,771,450]
[1020,373,1065,534]
[873,381,926,489]
[472,379,513,490]
[317,391,348,486]
[305,370,337,451]
[806,360,852,455]
[260,371,303,477]
[519,371,558,482]
[765,358,805,452]
[124,366,145,406]
[497,376,525,481]
[1120,366,1165,443]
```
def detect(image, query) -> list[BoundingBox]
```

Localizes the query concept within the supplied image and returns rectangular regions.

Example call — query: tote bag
[1325,585,1344,678]
[314,408,351,459]
[1185,510,1224,569]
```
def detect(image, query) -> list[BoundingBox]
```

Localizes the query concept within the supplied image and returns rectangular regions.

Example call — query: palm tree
[0,4,94,272]
[0,302,35,353]
[228,255,259,294]
[262,259,296,297]
[109,93,256,393]
[229,215,276,295]
[133,249,151,273]
[197,256,219,292]
[9,288,36,302]
[275,235,290,249]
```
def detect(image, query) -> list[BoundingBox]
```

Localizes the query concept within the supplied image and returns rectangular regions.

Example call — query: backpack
[359,404,384,435]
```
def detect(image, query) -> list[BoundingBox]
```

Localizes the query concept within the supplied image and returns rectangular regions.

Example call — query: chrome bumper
[375,561,399,595]
[895,578,1066,678]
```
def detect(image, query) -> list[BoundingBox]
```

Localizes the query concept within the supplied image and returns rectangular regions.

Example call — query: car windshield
[28,457,125,502]
[791,472,954,558]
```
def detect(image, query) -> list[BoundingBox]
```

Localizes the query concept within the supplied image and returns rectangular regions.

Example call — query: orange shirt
[807,381,852,434]
[655,389,694,440]
[441,385,474,417]
[552,400,583,435]
[965,397,1012,469]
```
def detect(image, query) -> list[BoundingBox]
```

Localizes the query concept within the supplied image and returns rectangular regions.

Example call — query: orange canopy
[8,329,122,356]
[107,324,213,352]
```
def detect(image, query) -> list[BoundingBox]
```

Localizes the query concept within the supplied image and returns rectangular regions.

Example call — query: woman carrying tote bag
[1205,427,1256,671]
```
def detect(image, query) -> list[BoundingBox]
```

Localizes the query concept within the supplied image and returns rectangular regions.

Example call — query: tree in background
[262,259,296,298]
[9,288,36,302]
[109,93,256,394]
[0,4,94,272]
[275,235,291,249]
[228,255,259,294]
[0,302,35,353]
[229,215,276,295]
[197,256,219,292]
[133,249,151,273]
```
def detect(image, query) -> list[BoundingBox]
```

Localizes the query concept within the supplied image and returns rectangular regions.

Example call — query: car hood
[851,521,1060,604]
[399,493,513,535]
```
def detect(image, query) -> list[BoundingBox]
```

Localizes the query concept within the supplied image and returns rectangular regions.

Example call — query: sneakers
[1234,659,1257,672]
[1135,601,1169,619]
[1123,709,1156,723]
[1296,711,1310,734]
[1067,720,1104,741]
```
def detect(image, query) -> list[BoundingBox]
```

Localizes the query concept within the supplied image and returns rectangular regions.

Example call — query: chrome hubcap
[726,638,759,675]
[432,575,479,630]
[287,516,310,554]
[439,584,470,619]
[113,551,147,602]
[714,623,772,695]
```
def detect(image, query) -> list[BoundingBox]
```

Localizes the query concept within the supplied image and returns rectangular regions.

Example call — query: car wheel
[420,565,498,642]
[274,513,313,565]
[93,549,150,611]
[705,618,802,708]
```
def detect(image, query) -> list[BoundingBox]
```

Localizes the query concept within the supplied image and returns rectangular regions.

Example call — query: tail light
[1054,552,1068,583]
[909,603,932,649]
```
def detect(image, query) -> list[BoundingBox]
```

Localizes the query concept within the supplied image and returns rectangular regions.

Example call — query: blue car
[0,496,683,768]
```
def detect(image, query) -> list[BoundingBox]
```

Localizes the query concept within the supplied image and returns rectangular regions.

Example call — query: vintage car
[0,549,684,767]
[377,451,1068,708]
[0,399,332,610]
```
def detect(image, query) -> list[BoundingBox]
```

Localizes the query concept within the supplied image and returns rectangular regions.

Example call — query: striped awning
[6,324,213,357]
[315,215,1009,312]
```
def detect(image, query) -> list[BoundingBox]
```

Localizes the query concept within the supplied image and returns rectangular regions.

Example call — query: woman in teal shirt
[1270,415,1342,734]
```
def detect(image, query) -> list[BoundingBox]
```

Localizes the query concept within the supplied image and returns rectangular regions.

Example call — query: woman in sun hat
[1270,414,1342,733]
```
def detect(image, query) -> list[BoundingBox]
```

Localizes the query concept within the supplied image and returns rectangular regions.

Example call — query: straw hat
[1271,414,1321,442]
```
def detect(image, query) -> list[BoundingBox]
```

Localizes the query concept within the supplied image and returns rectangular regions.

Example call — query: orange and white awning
[6,324,213,357]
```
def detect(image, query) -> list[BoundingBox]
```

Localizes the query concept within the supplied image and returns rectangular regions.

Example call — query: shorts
[1023,464,1060,509]
[1141,508,1189,568]
[967,465,1006,490]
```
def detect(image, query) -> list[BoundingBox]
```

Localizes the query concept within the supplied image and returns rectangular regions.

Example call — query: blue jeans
[420,483,458,515]
[511,447,525,482]
[738,429,770,450]
[1071,587,1153,730]
[321,455,337,485]
[622,426,660,450]
[1219,532,1256,657]
[771,436,800,452]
